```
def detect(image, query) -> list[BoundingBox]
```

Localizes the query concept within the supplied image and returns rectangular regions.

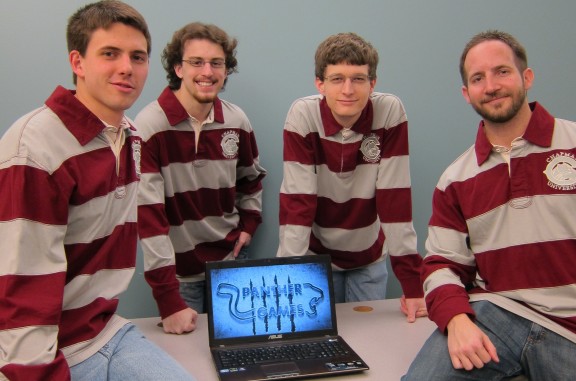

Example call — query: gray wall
[1,1,575,318]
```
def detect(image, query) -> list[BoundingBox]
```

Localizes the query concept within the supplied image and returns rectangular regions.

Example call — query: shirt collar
[45,86,135,146]
[102,118,131,132]
[475,101,555,165]
[319,96,374,137]
[157,86,225,126]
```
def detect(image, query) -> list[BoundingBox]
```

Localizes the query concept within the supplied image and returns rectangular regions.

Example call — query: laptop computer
[205,254,369,381]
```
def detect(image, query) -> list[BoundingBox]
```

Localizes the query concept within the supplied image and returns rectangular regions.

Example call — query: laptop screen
[206,255,338,346]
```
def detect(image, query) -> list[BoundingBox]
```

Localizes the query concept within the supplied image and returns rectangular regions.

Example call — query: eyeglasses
[182,58,226,69]
[324,74,371,86]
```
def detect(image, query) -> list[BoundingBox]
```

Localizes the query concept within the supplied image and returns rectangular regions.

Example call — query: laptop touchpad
[261,362,300,377]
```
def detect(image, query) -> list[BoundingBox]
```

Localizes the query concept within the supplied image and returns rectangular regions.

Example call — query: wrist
[447,313,470,331]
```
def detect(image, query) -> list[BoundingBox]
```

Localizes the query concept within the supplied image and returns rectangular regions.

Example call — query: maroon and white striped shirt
[424,102,576,343]
[278,93,423,298]
[0,86,141,379]
[136,87,266,318]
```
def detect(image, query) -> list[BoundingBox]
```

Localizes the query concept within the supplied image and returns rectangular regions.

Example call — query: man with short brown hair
[0,2,194,380]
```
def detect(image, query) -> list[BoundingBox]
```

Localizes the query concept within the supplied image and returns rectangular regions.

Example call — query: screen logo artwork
[211,263,333,339]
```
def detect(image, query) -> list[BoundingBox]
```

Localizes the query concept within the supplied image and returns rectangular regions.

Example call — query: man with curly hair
[136,22,266,334]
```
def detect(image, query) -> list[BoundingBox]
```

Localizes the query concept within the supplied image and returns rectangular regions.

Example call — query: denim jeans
[179,247,249,313]
[179,280,206,313]
[402,301,576,381]
[331,259,388,303]
[69,323,195,381]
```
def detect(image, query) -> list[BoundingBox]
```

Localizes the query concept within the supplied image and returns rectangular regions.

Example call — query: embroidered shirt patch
[360,134,381,163]
[544,152,576,190]
[132,140,142,179]
[221,130,240,159]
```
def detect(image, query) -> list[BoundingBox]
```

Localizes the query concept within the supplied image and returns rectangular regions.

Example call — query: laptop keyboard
[218,339,350,368]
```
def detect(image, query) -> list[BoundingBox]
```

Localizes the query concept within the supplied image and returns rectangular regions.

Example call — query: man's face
[175,38,227,105]
[315,64,376,128]
[462,40,532,124]
[70,23,149,125]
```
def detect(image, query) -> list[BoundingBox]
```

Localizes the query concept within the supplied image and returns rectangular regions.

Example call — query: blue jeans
[69,323,195,381]
[331,259,388,303]
[179,280,206,313]
[180,247,250,313]
[402,301,576,381]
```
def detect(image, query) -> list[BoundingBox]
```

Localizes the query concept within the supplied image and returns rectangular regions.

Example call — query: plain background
[1,0,575,318]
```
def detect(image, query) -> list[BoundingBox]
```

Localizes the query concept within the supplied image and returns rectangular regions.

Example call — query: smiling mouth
[482,96,507,105]
[113,82,134,90]
[196,81,215,87]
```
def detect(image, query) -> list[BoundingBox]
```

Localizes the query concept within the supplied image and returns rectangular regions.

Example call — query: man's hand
[446,313,499,370]
[162,308,198,334]
[400,295,428,323]
[233,231,252,257]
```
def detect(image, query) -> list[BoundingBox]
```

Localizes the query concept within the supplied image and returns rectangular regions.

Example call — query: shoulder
[134,100,169,140]
[2,105,62,144]
[219,98,249,118]
[0,106,74,172]
[370,92,404,106]
[553,117,576,142]
[436,145,478,191]
[288,95,323,114]
[370,92,406,112]
[370,92,407,126]
[283,95,323,135]
[285,95,323,123]
[218,98,253,130]
[135,99,164,122]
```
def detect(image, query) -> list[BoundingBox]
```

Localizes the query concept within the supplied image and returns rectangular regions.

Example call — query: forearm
[0,163,70,378]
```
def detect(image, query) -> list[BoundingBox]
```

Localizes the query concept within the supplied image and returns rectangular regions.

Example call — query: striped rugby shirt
[0,86,140,379]
[136,87,266,319]
[278,93,423,298]
[423,102,576,343]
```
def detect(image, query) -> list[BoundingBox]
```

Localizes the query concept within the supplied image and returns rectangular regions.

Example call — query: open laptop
[205,255,369,381]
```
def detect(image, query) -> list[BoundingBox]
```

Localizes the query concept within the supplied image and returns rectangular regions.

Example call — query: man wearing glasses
[277,33,427,323]
[136,22,266,335]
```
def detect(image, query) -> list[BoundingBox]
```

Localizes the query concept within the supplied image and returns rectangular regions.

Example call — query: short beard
[472,88,526,124]
[194,93,217,104]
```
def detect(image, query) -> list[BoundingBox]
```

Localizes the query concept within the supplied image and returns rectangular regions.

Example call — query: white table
[133,299,436,380]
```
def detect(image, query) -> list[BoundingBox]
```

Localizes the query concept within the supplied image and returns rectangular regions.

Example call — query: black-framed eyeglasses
[182,58,226,69]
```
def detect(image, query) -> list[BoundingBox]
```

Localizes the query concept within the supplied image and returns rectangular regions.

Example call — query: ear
[461,85,471,104]
[369,77,377,93]
[69,50,84,80]
[315,77,325,95]
[522,67,534,91]
[174,63,184,79]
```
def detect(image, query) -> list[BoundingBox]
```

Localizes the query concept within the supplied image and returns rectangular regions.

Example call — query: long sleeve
[136,92,266,319]
[374,104,423,298]
[0,128,70,380]
[423,104,576,339]
[2,87,141,378]
[137,131,188,319]
[423,185,477,332]
[279,93,423,279]
[234,121,266,236]
[278,100,318,257]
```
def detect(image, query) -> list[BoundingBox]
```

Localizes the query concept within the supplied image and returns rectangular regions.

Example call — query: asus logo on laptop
[268,334,283,340]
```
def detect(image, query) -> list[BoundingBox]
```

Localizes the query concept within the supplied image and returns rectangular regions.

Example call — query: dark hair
[459,30,527,85]
[67,0,151,84]
[314,32,378,80]
[162,22,238,90]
